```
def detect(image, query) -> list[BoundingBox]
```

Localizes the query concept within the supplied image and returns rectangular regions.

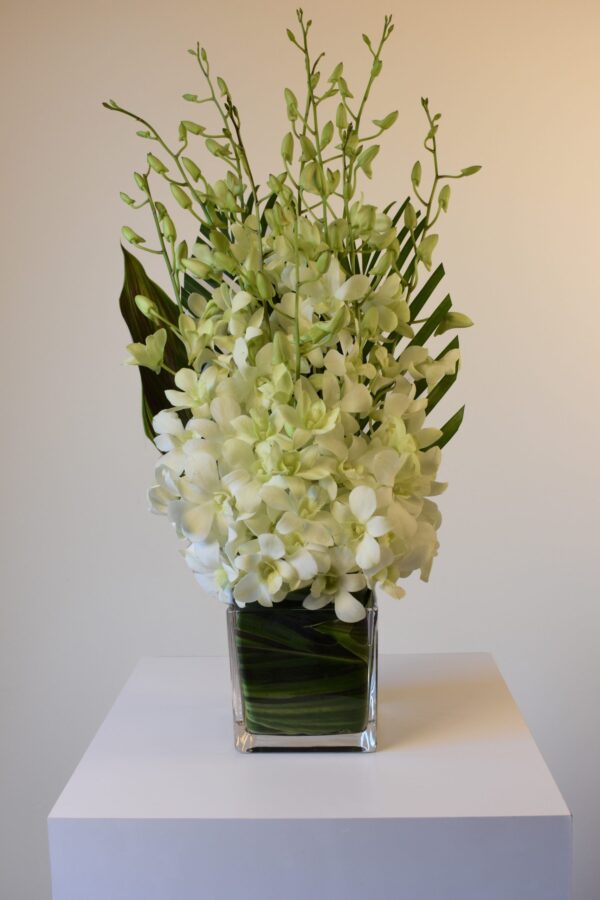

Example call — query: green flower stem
[145,178,182,309]
[192,44,246,202]
[294,213,301,379]
[298,12,329,241]
[104,102,213,233]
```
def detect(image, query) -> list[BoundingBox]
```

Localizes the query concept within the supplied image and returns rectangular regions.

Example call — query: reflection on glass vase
[227,589,377,752]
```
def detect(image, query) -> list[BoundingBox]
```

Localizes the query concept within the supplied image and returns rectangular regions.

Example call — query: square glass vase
[226,590,377,752]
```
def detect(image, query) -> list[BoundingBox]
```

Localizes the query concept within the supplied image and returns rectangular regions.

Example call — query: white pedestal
[48,654,571,899]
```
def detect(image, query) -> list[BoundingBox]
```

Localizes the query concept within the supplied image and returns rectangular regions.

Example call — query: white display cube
[48,653,571,899]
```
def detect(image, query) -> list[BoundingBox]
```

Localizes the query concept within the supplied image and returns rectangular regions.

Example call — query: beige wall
[1,0,599,896]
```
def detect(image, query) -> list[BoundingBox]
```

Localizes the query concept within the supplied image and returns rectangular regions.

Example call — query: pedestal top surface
[49,653,569,821]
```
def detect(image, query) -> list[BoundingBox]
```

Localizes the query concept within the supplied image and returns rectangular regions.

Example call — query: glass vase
[226,589,377,752]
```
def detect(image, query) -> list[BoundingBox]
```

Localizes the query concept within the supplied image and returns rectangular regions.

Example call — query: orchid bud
[147,153,168,174]
[182,157,201,181]
[206,138,230,158]
[320,121,334,148]
[183,258,211,279]
[284,88,299,121]
[181,120,205,135]
[411,161,422,188]
[336,102,348,130]
[328,62,343,83]
[435,311,474,335]
[160,215,176,242]
[300,135,317,161]
[373,110,398,131]
[404,202,417,231]
[175,241,188,268]
[134,294,158,318]
[356,145,380,179]
[416,234,439,270]
[338,76,353,98]
[438,184,451,212]
[120,192,135,206]
[281,132,294,164]
[316,252,330,274]
[133,172,147,192]
[170,184,192,209]
[256,271,274,300]
[121,225,145,245]
[267,174,285,194]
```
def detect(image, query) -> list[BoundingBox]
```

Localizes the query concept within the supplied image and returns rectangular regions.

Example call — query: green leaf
[433,405,465,448]
[409,263,445,318]
[409,294,452,347]
[119,246,187,440]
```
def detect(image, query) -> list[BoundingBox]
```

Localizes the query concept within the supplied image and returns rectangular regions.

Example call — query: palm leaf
[409,294,452,347]
[433,405,465,449]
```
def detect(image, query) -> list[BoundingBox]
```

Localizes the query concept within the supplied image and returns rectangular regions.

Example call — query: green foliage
[118,246,187,438]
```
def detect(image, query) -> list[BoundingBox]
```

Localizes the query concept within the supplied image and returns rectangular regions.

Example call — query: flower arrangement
[105,10,479,624]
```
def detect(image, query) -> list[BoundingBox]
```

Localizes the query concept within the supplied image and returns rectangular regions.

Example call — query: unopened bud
[134,294,158,318]
[336,102,348,130]
[160,215,176,242]
[281,132,294,164]
[170,184,192,209]
[182,156,202,181]
[147,153,168,174]
[121,225,145,245]
[181,120,205,135]
[255,271,273,300]
[183,258,211,279]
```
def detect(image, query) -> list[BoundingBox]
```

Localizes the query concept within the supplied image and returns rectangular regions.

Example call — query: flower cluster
[146,250,455,621]
[108,11,477,620]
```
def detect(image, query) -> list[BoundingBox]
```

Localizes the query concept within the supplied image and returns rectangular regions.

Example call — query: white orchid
[234,533,298,607]
[332,486,391,570]
[303,547,368,623]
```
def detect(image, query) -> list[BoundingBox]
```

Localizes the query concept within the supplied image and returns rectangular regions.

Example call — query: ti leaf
[119,245,187,440]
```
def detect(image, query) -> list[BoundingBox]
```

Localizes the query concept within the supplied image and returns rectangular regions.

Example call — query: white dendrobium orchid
[303,548,368,623]
[333,486,391,570]
[234,533,297,607]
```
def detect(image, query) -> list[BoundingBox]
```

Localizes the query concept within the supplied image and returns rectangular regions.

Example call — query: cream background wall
[1,0,599,897]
